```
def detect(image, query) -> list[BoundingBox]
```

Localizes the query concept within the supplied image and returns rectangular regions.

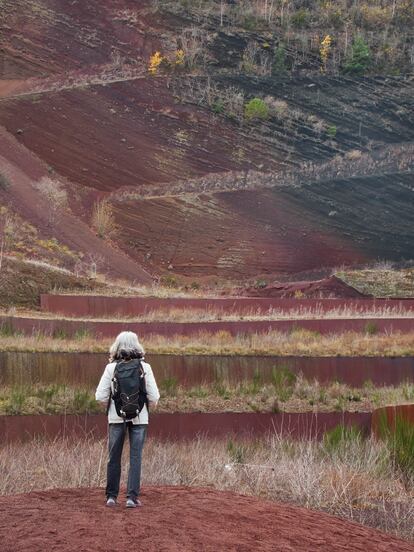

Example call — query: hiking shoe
[126,498,142,508]
[106,497,117,507]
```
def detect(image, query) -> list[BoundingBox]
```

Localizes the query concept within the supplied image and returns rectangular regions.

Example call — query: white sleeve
[143,363,160,404]
[95,364,113,402]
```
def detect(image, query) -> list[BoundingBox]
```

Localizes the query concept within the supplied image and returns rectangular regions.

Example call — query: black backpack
[111,359,148,421]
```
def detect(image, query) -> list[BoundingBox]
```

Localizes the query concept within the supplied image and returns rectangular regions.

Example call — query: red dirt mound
[1,487,413,552]
[245,275,368,298]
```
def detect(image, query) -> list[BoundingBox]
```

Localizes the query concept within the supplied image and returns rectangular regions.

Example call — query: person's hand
[149,401,158,409]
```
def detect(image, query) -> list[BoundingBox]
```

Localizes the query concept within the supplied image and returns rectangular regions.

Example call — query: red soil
[0,127,152,283]
[113,191,368,278]
[1,487,412,552]
[0,0,161,79]
[245,276,368,298]
[0,80,280,192]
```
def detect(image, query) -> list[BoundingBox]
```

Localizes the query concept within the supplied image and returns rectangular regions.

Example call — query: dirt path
[0,487,413,552]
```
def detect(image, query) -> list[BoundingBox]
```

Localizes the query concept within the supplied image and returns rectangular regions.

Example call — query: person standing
[95,331,160,508]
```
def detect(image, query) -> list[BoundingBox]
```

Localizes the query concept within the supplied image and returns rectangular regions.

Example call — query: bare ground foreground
[0,487,413,552]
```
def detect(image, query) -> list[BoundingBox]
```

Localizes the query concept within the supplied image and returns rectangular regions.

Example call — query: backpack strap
[138,360,149,413]
[105,361,121,416]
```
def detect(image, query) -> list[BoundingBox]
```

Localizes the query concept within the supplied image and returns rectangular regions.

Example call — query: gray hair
[109,331,145,362]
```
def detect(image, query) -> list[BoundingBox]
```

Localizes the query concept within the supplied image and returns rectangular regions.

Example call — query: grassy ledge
[0,329,413,356]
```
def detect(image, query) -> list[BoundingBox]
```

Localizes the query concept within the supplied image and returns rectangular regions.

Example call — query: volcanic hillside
[0,0,413,283]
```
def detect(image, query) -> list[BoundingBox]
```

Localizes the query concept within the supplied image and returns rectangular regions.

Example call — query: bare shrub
[86,253,104,279]
[91,198,117,239]
[34,177,68,225]
[177,27,208,69]
[264,96,289,119]
[176,78,245,122]
[240,41,271,76]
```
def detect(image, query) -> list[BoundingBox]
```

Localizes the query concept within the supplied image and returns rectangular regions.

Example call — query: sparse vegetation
[158,0,414,75]
[378,413,414,483]
[34,177,68,226]
[91,198,117,240]
[0,328,414,356]
[2,303,412,323]
[0,384,101,415]
[156,375,414,414]
[337,267,414,298]
[1,434,414,540]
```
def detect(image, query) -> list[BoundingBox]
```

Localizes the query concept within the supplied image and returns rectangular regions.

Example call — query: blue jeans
[106,423,147,500]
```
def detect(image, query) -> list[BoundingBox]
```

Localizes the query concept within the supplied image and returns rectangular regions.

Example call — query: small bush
[364,321,378,335]
[326,125,337,138]
[160,274,178,288]
[244,98,269,121]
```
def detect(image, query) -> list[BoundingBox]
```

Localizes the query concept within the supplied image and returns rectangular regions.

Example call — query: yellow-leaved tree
[320,35,332,73]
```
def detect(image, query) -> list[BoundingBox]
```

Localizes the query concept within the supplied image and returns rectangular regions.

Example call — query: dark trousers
[106,422,147,499]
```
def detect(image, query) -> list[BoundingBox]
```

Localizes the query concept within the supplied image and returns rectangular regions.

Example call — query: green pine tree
[343,36,371,75]
[272,44,287,75]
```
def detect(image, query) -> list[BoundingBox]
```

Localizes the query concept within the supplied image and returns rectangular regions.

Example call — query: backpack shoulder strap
[106,361,120,416]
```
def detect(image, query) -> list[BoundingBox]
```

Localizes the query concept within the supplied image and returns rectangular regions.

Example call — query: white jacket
[95,360,160,425]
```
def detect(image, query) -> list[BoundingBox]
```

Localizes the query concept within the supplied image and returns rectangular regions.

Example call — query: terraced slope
[111,173,414,278]
[0,0,413,282]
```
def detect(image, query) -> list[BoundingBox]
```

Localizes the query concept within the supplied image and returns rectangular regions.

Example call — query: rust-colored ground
[0,487,413,552]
